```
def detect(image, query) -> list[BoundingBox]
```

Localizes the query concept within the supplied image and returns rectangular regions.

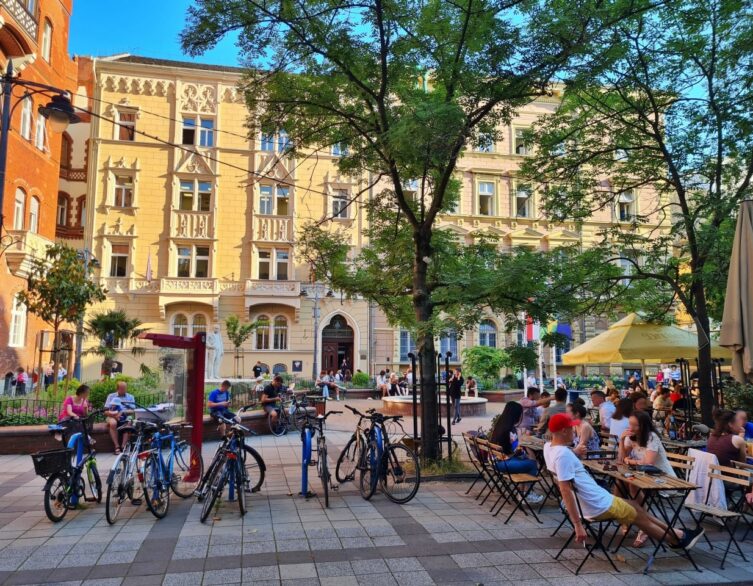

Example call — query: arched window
[9,294,27,348]
[273,316,288,350]
[192,314,207,335]
[256,315,270,350]
[28,196,40,233]
[172,314,188,337]
[479,320,497,348]
[57,193,69,226]
[13,188,25,230]
[41,19,53,62]
[272,363,287,374]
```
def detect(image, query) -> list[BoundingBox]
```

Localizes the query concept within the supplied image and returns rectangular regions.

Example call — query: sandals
[632,531,648,548]
[114,448,122,455]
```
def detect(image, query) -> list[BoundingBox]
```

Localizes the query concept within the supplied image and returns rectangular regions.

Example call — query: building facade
[0,0,78,379]
[75,54,667,382]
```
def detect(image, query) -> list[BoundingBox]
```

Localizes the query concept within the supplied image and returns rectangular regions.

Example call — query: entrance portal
[321,315,354,373]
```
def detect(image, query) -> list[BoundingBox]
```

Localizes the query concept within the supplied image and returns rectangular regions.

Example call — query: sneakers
[526,493,545,505]
[670,527,705,551]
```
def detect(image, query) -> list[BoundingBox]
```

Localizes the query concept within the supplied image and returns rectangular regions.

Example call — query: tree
[182,0,651,459]
[503,344,539,382]
[461,346,506,389]
[520,0,753,424]
[225,314,258,378]
[86,309,148,377]
[19,244,106,393]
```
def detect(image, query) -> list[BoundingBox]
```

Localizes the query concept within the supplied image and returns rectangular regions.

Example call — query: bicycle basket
[31,448,72,478]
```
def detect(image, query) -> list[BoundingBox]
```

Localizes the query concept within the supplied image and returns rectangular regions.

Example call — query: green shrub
[351,372,370,387]
[722,381,753,414]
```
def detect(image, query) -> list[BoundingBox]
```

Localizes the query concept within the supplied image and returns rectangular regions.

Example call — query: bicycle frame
[301,425,314,497]
[144,427,176,489]
[64,418,96,508]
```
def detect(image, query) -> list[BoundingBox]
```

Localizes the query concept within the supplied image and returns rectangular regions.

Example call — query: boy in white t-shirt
[543,413,703,550]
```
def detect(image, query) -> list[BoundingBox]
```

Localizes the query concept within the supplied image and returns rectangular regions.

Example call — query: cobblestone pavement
[0,410,752,586]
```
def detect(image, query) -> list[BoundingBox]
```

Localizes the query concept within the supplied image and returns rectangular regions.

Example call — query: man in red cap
[543,413,703,550]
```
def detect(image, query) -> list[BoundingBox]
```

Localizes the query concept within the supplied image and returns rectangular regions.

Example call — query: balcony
[171,210,214,240]
[0,0,38,40]
[254,215,293,243]
[245,279,301,313]
[4,229,53,279]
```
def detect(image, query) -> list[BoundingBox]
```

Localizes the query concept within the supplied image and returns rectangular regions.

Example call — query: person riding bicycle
[261,375,293,428]
[105,381,135,455]
[208,380,240,436]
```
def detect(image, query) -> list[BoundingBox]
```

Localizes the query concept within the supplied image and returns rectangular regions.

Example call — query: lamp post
[0,60,80,238]
[305,281,328,380]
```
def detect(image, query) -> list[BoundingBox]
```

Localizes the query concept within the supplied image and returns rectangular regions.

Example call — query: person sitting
[376,370,389,397]
[568,402,600,458]
[104,381,135,455]
[465,376,478,398]
[518,387,548,435]
[652,386,673,424]
[60,384,90,422]
[590,390,615,433]
[707,409,747,467]
[609,398,634,443]
[545,413,704,552]
[327,370,342,400]
[208,380,239,436]
[343,369,353,383]
[253,376,265,401]
[537,387,567,435]
[606,387,620,405]
[490,402,543,504]
[388,373,401,397]
[669,381,683,404]
[261,375,290,428]
[629,391,649,412]
[735,410,753,441]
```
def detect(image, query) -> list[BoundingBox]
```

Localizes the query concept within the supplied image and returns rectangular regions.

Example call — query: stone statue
[205,325,224,379]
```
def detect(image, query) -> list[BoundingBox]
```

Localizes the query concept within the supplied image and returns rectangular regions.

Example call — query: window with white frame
[617,190,636,222]
[78,197,86,227]
[9,295,27,348]
[260,130,289,153]
[614,147,629,162]
[399,329,416,362]
[256,315,270,349]
[273,316,288,350]
[276,250,289,280]
[257,248,290,280]
[258,250,271,279]
[20,97,32,140]
[113,175,134,207]
[276,185,290,215]
[475,132,495,153]
[116,109,136,141]
[176,245,210,278]
[331,143,348,156]
[478,181,495,216]
[109,244,129,277]
[514,128,529,155]
[182,116,215,147]
[192,314,207,334]
[172,314,189,336]
[14,189,25,230]
[259,185,274,215]
[56,193,68,226]
[617,254,638,286]
[258,184,290,215]
[41,19,52,62]
[29,197,39,233]
[179,179,211,211]
[479,320,497,347]
[515,183,532,218]
[439,329,458,358]
[26,0,36,15]
[34,112,46,150]
[332,189,348,219]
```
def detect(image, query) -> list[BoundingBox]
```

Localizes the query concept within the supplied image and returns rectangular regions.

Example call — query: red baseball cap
[549,413,580,433]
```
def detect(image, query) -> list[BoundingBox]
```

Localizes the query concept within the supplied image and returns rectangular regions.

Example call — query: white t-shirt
[624,432,676,478]
[599,401,616,430]
[544,443,613,519]
[609,416,629,440]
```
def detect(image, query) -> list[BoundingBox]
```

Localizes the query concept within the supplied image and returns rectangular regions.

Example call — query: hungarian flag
[526,316,540,342]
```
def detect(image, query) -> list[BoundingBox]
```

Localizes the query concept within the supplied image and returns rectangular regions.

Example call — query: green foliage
[722,381,753,415]
[85,309,148,376]
[85,375,160,408]
[503,345,539,375]
[225,315,257,350]
[462,346,506,388]
[351,371,371,387]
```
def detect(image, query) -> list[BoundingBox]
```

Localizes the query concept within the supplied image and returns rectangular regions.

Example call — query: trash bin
[308,396,326,416]
[568,390,580,404]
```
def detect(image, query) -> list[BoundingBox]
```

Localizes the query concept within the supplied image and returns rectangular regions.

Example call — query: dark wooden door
[322,342,338,372]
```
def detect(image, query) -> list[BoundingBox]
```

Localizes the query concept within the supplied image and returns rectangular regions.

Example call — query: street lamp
[0,61,80,237]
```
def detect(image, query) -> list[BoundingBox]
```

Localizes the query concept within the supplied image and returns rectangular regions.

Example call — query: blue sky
[69,0,240,65]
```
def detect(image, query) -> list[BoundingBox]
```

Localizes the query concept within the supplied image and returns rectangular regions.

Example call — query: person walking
[449,368,464,424]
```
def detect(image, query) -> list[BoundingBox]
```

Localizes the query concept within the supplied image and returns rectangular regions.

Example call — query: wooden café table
[583,460,700,574]
[661,438,707,454]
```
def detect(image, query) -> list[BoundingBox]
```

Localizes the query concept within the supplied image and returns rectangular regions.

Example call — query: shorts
[210,408,236,422]
[593,496,637,525]
[264,405,278,414]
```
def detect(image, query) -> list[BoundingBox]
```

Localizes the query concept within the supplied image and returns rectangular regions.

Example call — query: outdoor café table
[517,435,557,506]
[661,438,707,455]
[583,460,700,574]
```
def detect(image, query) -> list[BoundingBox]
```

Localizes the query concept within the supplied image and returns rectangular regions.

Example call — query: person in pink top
[59,384,91,421]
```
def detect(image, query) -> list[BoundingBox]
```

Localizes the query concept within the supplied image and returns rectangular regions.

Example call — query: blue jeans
[453,397,461,421]
[494,456,538,476]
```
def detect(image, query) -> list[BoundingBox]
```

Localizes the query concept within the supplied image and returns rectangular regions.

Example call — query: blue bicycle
[140,421,203,519]
[33,409,105,522]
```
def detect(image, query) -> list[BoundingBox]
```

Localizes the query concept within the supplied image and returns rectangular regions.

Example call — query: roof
[106,54,245,74]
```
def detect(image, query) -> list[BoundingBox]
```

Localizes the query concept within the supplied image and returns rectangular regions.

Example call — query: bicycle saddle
[48,424,64,432]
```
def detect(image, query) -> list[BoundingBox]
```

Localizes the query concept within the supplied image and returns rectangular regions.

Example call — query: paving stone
[161,572,204,586]
[279,563,318,579]
[242,565,280,580]
[356,573,398,586]
[351,559,390,575]
[316,561,355,577]
[201,568,242,584]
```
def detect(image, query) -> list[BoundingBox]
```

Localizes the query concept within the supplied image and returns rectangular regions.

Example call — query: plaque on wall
[292,360,303,372]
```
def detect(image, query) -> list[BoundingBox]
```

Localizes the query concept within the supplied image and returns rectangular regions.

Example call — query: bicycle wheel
[143,455,170,519]
[105,458,127,525]
[196,450,223,502]
[269,410,287,436]
[200,455,227,523]
[290,406,307,431]
[358,441,378,500]
[380,444,421,504]
[44,472,70,523]
[242,445,266,493]
[319,444,330,508]
[336,434,359,483]
[172,442,204,498]
[235,459,247,515]
[87,460,102,503]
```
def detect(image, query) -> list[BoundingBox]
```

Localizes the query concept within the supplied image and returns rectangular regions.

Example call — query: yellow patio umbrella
[562,313,732,368]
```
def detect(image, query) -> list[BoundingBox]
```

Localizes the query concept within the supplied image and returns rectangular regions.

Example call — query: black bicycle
[269,389,308,436]
[301,410,341,508]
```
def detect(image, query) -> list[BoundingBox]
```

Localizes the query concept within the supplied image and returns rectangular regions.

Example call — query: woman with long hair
[609,398,633,440]
[568,402,600,457]
[707,409,747,467]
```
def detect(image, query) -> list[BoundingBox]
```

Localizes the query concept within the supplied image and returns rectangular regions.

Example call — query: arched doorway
[321,315,354,373]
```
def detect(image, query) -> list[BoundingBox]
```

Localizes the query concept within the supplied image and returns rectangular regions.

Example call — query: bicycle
[300,409,342,508]
[199,413,266,522]
[269,388,307,436]
[140,421,204,519]
[336,405,376,483]
[33,409,105,523]
[105,419,155,525]
[352,406,421,504]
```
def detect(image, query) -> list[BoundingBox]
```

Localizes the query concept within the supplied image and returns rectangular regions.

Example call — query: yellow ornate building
[72,55,667,382]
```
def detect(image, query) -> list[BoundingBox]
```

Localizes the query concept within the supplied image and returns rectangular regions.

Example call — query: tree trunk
[52,328,60,397]
[414,231,440,460]
[693,288,715,426]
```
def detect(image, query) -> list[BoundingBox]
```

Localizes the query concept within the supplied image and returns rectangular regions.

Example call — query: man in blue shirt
[208,380,238,435]
[105,381,135,455]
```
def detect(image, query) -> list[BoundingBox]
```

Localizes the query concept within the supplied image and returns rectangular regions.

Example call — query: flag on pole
[526,316,540,343]
[146,247,153,283]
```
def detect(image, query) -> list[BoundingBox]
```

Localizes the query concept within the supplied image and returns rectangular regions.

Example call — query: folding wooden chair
[487,444,543,524]
[684,464,752,569]
[473,438,507,509]
[667,452,695,481]
[462,432,491,500]
[730,460,753,540]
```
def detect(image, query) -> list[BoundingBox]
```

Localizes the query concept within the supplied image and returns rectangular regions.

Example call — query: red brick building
[0,0,78,385]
